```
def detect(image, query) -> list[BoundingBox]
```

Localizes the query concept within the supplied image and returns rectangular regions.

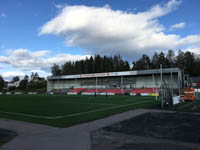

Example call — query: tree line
[51,54,130,76]
[0,73,47,92]
[51,50,200,76]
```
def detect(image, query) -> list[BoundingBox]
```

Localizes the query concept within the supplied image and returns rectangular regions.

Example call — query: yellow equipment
[184,87,195,101]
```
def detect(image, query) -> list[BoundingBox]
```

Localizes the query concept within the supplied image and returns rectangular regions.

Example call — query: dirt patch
[0,128,17,147]
[91,112,200,150]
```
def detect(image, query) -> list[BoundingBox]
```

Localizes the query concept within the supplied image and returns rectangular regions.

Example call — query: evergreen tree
[19,75,29,90]
[88,56,94,73]
[0,75,5,91]
[132,54,150,70]
[166,50,175,67]
[12,76,20,82]
[193,58,200,76]
[124,61,130,71]
[107,56,114,72]
[152,52,159,69]
[184,51,195,75]
[51,64,62,76]
[175,50,185,70]
[113,54,120,71]
[94,55,103,73]
[158,52,167,68]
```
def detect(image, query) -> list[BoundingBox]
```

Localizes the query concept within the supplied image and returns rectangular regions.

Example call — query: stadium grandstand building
[47,68,182,95]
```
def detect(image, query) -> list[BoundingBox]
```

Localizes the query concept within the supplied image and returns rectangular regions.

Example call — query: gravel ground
[0,129,17,147]
[91,112,200,150]
[1,109,200,150]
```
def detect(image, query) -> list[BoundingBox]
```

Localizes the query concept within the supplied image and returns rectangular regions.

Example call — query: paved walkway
[0,109,160,150]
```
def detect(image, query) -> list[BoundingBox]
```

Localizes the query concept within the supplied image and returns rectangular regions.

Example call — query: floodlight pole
[75,78,77,93]
[96,77,97,94]
[121,76,123,94]
[178,71,181,96]
[160,64,163,108]
[152,74,157,100]
[121,76,123,89]
[57,79,59,93]
[152,74,154,92]
[171,68,173,97]
[63,79,65,90]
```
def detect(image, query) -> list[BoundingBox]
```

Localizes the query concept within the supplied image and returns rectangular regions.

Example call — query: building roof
[47,68,181,80]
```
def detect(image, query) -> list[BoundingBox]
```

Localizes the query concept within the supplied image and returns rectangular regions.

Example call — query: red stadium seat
[68,88,86,93]
[130,88,160,94]
[103,88,127,94]
[83,89,103,93]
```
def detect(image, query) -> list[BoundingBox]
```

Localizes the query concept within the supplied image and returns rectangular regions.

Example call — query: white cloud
[39,0,200,59]
[138,0,182,19]
[0,65,5,69]
[0,49,90,71]
[55,4,63,9]
[0,56,9,64]
[185,47,200,55]
[2,72,25,78]
[52,1,64,9]
[169,22,186,31]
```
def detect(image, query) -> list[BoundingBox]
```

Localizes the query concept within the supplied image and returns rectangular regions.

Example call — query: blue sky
[0,0,200,80]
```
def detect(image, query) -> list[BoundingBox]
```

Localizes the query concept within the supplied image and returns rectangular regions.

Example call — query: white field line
[52,100,154,119]
[0,111,54,119]
[192,106,197,111]
[0,100,154,120]
[178,101,196,110]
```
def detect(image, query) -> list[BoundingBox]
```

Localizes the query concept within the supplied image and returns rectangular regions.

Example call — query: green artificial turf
[0,94,160,127]
[169,99,200,113]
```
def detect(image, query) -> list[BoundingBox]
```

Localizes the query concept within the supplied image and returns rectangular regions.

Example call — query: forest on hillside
[51,50,200,77]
